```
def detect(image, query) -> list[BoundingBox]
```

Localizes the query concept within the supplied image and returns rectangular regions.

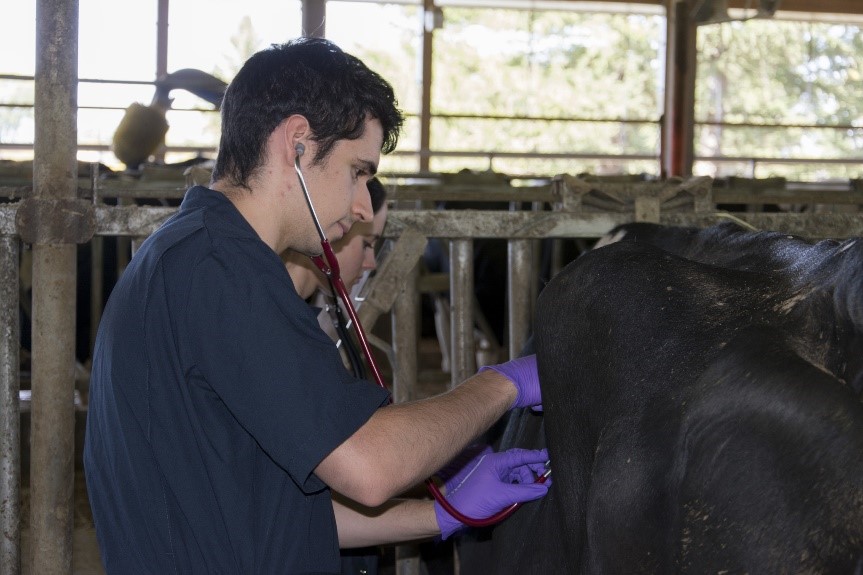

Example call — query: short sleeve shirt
[84,186,390,574]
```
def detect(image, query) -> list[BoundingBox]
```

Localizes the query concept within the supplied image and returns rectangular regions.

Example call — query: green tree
[214,16,263,83]
[697,19,863,179]
[0,81,35,145]
[430,8,664,175]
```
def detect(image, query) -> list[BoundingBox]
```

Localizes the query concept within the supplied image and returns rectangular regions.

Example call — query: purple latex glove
[435,444,494,494]
[434,448,550,540]
[479,354,542,410]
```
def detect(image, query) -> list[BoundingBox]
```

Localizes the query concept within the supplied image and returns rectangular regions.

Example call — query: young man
[84,38,547,574]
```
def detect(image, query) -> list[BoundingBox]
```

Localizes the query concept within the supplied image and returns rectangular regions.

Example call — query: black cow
[458,222,863,574]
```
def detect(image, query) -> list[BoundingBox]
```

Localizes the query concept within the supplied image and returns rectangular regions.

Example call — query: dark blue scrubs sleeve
[182,250,390,493]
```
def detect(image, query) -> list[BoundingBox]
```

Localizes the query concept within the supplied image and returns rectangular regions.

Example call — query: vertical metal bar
[89,235,103,357]
[507,239,531,360]
[550,238,564,281]
[156,0,169,79]
[0,236,21,575]
[663,0,697,177]
[449,238,473,575]
[115,202,131,277]
[30,246,77,575]
[392,262,419,575]
[528,201,542,330]
[664,0,698,177]
[31,0,78,573]
[154,0,170,165]
[89,164,103,358]
[418,0,435,172]
[302,0,327,37]
[395,545,421,575]
[449,239,475,389]
[660,0,675,178]
[131,237,145,258]
[392,262,419,404]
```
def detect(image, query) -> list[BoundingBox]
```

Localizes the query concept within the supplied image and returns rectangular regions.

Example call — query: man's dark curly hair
[212,37,403,189]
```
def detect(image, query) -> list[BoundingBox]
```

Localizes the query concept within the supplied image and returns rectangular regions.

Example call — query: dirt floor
[19,470,104,575]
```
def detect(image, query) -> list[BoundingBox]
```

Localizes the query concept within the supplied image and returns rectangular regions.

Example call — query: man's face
[298,118,383,255]
[327,203,388,292]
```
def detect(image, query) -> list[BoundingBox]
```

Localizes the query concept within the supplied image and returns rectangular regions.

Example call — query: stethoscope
[293,142,549,528]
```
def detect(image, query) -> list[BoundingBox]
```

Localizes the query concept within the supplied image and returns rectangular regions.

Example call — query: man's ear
[281,114,311,161]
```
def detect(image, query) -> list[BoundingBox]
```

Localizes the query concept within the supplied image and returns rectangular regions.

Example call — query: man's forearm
[333,493,438,548]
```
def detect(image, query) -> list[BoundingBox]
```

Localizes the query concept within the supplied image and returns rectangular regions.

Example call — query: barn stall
[2,0,863,573]
[2,165,862,573]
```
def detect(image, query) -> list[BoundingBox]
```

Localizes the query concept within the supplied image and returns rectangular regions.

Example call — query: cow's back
[458,225,863,573]
[534,234,863,573]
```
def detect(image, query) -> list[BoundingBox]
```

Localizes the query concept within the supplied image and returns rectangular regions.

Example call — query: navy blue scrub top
[84,186,390,574]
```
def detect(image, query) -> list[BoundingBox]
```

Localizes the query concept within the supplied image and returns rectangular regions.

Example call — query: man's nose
[353,185,373,223]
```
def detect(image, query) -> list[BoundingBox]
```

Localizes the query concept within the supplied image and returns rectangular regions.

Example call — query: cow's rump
[460,223,863,574]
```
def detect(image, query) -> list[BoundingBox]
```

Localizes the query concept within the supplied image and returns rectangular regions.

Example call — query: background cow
[459,222,863,573]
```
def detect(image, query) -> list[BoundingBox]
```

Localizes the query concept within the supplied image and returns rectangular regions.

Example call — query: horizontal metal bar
[4,176,863,205]
[0,74,153,86]
[4,163,863,207]
[2,204,860,240]
[385,210,863,239]
[698,155,863,166]
[0,143,216,154]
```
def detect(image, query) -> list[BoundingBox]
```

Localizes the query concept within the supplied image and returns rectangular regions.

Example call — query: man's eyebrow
[358,159,378,176]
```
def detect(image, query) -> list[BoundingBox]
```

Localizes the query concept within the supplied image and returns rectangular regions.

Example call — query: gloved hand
[435,444,494,494]
[434,448,550,540]
[479,354,542,410]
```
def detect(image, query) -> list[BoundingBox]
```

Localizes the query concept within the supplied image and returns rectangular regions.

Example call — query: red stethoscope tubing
[311,242,385,389]
[297,151,541,527]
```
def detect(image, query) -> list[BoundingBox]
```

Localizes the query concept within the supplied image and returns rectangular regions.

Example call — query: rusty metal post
[663,0,697,177]
[392,260,421,575]
[29,0,80,573]
[392,262,419,404]
[449,239,473,575]
[0,236,21,575]
[507,239,532,359]
[449,239,475,389]
[29,246,77,575]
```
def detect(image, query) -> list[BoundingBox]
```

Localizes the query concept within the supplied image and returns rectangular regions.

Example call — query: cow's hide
[459,222,863,574]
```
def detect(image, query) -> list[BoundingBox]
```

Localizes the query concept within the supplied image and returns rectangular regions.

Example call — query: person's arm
[317,369,511,506]
[333,494,438,548]
[334,447,550,547]
[316,356,540,507]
